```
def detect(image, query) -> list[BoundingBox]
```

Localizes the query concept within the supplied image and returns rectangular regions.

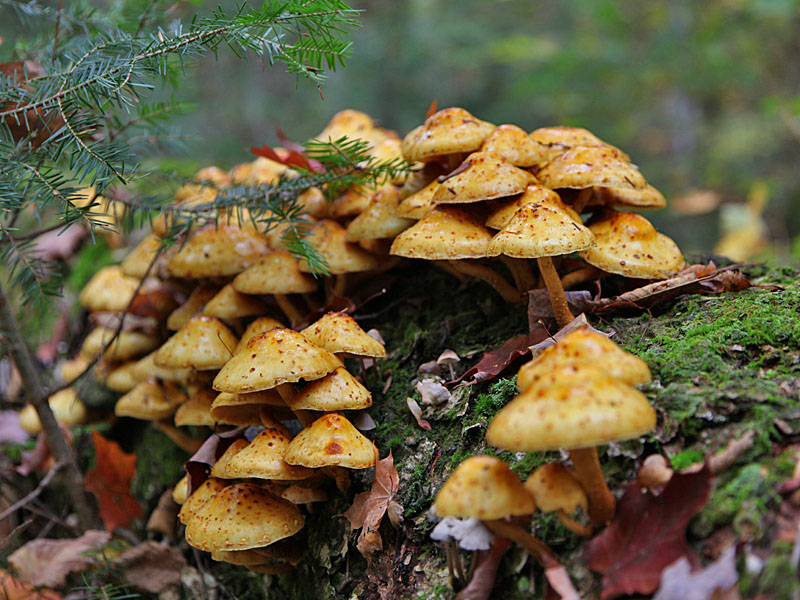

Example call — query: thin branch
[0,459,65,522]
[52,0,64,62]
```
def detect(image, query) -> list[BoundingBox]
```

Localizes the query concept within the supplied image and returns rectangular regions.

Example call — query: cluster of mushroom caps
[433,326,656,562]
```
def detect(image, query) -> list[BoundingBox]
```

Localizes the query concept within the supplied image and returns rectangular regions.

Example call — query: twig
[52,0,63,62]
[709,430,756,475]
[0,460,65,522]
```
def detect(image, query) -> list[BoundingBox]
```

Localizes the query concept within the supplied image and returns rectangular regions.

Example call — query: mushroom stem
[432,260,467,281]
[500,256,537,291]
[274,294,305,328]
[153,420,204,454]
[483,519,556,567]
[572,188,593,214]
[322,465,351,494]
[302,293,321,312]
[333,274,347,297]
[561,266,602,290]
[448,260,526,304]
[275,383,314,427]
[569,447,615,525]
[536,256,574,328]
[555,510,593,538]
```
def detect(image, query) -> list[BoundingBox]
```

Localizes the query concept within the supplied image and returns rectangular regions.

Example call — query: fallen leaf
[454,536,509,600]
[456,328,550,385]
[406,397,431,430]
[0,568,61,600]
[340,451,401,558]
[584,464,714,599]
[250,144,322,172]
[184,428,246,495]
[527,289,595,326]
[8,530,110,587]
[84,430,143,532]
[425,98,438,119]
[16,428,73,476]
[653,545,738,600]
[416,379,451,406]
[115,541,186,594]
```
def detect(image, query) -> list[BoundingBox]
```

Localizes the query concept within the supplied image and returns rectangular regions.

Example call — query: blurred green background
[3,0,800,260]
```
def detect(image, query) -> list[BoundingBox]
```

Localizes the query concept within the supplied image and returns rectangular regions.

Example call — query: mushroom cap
[368,137,409,184]
[579,210,684,279]
[166,284,222,331]
[185,482,304,552]
[315,109,377,143]
[80,327,159,361]
[211,538,304,567]
[432,152,535,205]
[390,206,492,260]
[178,477,228,525]
[225,428,314,481]
[19,388,88,434]
[232,251,318,296]
[345,186,415,241]
[402,107,495,162]
[284,413,376,469]
[210,390,288,426]
[172,474,189,505]
[330,185,375,218]
[536,146,646,190]
[130,351,195,384]
[166,224,269,278]
[486,365,656,452]
[481,124,543,168]
[56,355,91,384]
[79,266,139,313]
[396,180,439,220]
[297,187,329,219]
[174,389,216,427]
[517,327,652,390]
[280,484,329,505]
[484,185,570,230]
[524,463,587,514]
[433,455,535,520]
[209,402,268,427]
[121,235,162,279]
[154,316,237,371]
[289,367,372,411]
[529,126,626,165]
[104,361,139,392]
[300,312,386,358]
[590,183,667,210]
[202,283,266,320]
[297,220,381,274]
[114,379,186,420]
[234,317,285,355]
[212,328,342,393]
[486,200,595,259]
[209,439,250,479]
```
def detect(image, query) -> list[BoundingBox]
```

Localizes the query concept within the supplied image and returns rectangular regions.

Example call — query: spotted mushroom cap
[589,183,667,210]
[315,109,377,143]
[212,328,341,393]
[536,146,646,190]
[19,388,88,434]
[578,210,684,279]
[232,251,318,295]
[432,152,536,205]
[166,284,221,331]
[80,327,159,361]
[154,316,237,371]
[480,124,543,168]
[485,185,573,230]
[390,206,492,260]
[433,455,535,519]
[172,474,189,505]
[300,312,386,358]
[402,107,495,162]
[166,224,269,278]
[174,389,216,427]
[121,235,163,280]
[529,126,626,166]
[289,367,372,411]
[210,390,287,426]
[209,438,251,478]
[178,477,228,525]
[487,365,656,452]
[517,327,651,390]
[202,283,266,320]
[130,351,194,384]
[284,413,376,469]
[104,362,139,393]
[234,317,285,355]
[486,200,595,259]
[330,185,376,219]
[396,180,440,220]
[297,220,381,274]
[79,266,139,313]
[185,482,304,552]
[114,378,185,420]
[226,428,314,481]
[345,186,415,242]
[525,463,588,515]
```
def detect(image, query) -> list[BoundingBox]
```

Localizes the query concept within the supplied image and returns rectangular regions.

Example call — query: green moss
[131,427,189,511]
[741,542,800,600]
[474,377,518,421]
[669,449,705,470]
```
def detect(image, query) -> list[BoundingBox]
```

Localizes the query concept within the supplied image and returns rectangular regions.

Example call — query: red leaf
[584,465,714,599]
[425,98,438,119]
[85,430,143,532]
[456,327,550,385]
[250,144,321,172]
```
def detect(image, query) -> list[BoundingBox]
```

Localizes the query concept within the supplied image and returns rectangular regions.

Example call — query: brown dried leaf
[457,327,550,385]
[184,428,246,495]
[8,530,110,587]
[653,545,738,600]
[115,541,186,594]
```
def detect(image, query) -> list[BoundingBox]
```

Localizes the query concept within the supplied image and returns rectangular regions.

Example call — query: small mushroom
[436,349,460,381]
[525,463,592,538]
[637,454,674,490]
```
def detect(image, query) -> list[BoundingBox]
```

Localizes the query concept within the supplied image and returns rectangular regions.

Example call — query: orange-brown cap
[201,283,266,320]
[178,477,227,525]
[212,328,341,393]
[80,327,159,361]
[289,367,372,411]
[330,185,375,219]
[232,251,318,296]
[234,317,285,355]
[297,220,381,274]
[433,455,535,519]
[209,438,250,478]
[19,388,88,434]
[402,107,495,162]
[166,284,221,331]
[174,389,216,427]
[130,351,194,384]
[589,183,667,210]
[517,328,651,390]
[166,224,269,278]
[280,484,329,505]
[284,413,376,469]
[529,126,625,166]
[345,186,414,242]
[487,365,656,452]
[115,379,186,420]
[300,312,386,358]
[121,235,162,279]
[536,146,646,191]
[481,124,543,168]
[297,187,329,219]
[154,316,237,371]
[225,428,314,481]
[185,483,304,551]
[432,152,535,205]
[579,210,684,279]
[390,206,492,260]
[484,185,569,230]
[524,463,587,514]
[105,362,139,393]
[79,266,138,313]
[315,109,376,143]
[396,180,439,220]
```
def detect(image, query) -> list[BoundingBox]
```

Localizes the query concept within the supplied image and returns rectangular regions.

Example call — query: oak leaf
[84,430,143,532]
[340,451,401,558]
[584,465,713,599]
